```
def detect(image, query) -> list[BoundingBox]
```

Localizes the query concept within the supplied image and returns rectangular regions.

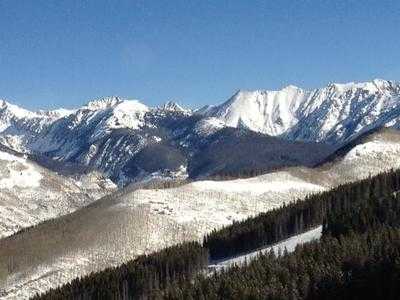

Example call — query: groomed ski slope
[209,226,323,270]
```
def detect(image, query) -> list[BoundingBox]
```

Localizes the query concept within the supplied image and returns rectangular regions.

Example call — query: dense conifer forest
[34,169,400,300]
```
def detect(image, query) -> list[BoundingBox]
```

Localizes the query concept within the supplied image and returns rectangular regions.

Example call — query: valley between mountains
[1,79,400,299]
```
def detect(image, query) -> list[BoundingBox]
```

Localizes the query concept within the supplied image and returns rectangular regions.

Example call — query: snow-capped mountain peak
[160,100,188,113]
[0,99,74,124]
[66,98,149,137]
[84,96,124,110]
[282,84,302,92]
[83,96,148,114]
[0,99,37,119]
[108,99,149,129]
[200,86,310,136]
[0,99,41,135]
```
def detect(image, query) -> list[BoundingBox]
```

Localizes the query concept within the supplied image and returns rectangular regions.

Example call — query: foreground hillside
[35,168,400,300]
[0,128,399,299]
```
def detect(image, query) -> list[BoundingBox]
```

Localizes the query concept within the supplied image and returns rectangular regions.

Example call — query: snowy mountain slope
[0,100,71,152]
[200,79,400,144]
[319,128,400,183]
[0,144,116,238]
[0,100,37,132]
[1,128,399,299]
[287,80,400,143]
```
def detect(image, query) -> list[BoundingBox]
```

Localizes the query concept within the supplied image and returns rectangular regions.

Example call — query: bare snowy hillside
[0,145,116,238]
[0,128,399,299]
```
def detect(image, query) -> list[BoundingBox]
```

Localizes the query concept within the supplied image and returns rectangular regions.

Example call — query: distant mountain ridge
[0,79,399,184]
[200,79,400,143]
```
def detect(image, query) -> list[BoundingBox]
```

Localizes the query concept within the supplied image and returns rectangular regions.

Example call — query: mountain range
[1,79,399,186]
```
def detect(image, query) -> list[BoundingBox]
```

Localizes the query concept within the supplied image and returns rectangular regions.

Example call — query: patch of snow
[0,151,42,189]
[194,117,225,135]
[190,173,323,196]
[153,136,162,142]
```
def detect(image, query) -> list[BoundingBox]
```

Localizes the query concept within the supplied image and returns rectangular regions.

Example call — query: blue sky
[0,0,399,110]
